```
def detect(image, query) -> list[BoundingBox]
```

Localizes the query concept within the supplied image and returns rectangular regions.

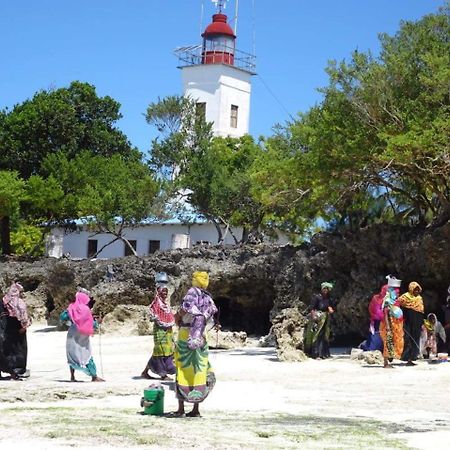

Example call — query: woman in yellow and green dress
[173,271,219,418]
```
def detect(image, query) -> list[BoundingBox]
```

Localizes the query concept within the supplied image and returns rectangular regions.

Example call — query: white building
[48,223,289,259]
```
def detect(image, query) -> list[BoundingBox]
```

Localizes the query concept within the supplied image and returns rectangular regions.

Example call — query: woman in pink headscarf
[360,285,386,352]
[0,282,31,380]
[60,290,104,382]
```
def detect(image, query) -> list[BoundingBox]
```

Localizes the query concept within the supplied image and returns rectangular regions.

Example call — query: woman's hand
[18,327,27,334]
[328,306,334,314]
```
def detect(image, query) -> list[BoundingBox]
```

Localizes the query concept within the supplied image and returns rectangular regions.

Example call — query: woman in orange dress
[379,276,404,368]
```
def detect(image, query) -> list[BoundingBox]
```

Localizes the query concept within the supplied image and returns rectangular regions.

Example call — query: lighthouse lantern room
[174,0,256,138]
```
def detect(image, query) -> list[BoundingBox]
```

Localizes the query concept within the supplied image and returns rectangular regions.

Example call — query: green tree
[147,95,269,243]
[0,82,146,255]
[39,152,160,257]
[0,81,139,179]
[264,6,450,231]
[0,171,25,254]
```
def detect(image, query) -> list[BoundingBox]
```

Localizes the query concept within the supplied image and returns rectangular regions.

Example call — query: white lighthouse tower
[175,1,256,138]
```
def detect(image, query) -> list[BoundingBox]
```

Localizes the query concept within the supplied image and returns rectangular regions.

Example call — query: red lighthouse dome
[202,13,236,65]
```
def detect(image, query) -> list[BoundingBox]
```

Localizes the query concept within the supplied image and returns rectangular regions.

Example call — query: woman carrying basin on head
[141,272,176,381]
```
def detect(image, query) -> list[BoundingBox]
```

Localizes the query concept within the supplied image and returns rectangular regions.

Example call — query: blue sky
[1,0,444,154]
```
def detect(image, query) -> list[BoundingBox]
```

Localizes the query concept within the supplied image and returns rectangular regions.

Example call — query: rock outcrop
[0,222,449,360]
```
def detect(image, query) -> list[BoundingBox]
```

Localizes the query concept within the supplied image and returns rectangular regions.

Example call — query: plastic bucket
[140,388,165,416]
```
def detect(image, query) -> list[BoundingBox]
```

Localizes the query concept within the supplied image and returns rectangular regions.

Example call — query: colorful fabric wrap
[149,288,175,328]
[67,291,94,336]
[175,327,215,403]
[399,282,424,313]
[304,310,330,354]
[181,287,218,350]
[2,282,31,328]
[152,323,174,357]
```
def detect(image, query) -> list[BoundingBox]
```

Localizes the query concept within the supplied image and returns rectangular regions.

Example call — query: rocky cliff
[1,222,448,361]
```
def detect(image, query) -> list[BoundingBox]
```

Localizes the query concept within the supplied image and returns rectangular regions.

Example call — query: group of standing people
[304,277,450,368]
[141,271,219,417]
[365,276,448,367]
[0,271,219,417]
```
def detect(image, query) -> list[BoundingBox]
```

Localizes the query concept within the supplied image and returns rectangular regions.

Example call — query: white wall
[50,223,244,259]
[181,64,252,138]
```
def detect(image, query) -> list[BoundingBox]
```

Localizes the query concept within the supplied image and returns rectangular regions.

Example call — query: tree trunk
[0,216,11,255]
[241,227,249,244]
[212,219,223,244]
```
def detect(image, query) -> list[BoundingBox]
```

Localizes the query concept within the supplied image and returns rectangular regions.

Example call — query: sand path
[0,324,449,449]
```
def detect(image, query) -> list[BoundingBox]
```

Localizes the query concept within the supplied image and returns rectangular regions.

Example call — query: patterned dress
[175,287,217,403]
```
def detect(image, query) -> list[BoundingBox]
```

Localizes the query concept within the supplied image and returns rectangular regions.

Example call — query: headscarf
[399,281,424,313]
[68,291,94,336]
[321,282,334,291]
[2,282,31,328]
[192,271,209,289]
[149,286,174,328]
[424,313,437,332]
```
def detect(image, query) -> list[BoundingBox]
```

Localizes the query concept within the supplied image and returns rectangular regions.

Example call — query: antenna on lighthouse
[233,0,239,36]
[212,0,227,13]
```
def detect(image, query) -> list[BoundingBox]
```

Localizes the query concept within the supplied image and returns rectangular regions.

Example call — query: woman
[173,271,219,418]
[419,313,446,358]
[60,290,104,382]
[399,281,424,366]
[360,286,385,352]
[141,273,175,380]
[378,278,404,368]
[0,282,31,380]
[303,282,336,359]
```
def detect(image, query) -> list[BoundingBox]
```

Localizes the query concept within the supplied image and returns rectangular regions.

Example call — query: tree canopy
[254,6,450,232]
[0,82,157,255]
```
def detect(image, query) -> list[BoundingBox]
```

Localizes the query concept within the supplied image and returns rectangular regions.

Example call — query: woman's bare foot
[186,404,200,417]
[92,376,105,382]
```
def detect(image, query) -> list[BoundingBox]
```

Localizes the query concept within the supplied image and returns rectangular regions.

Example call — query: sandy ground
[1,324,450,449]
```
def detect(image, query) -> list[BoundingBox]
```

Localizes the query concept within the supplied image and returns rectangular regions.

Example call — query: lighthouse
[175,1,256,138]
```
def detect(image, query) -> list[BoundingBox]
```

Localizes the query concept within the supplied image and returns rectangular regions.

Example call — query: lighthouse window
[230,105,238,128]
[195,102,206,122]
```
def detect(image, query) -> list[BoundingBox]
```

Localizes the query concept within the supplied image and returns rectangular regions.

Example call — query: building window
[230,104,238,128]
[148,240,160,254]
[195,240,210,246]
[196,102,206,122]
[87,239,98,258]
[124,240,137,256]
